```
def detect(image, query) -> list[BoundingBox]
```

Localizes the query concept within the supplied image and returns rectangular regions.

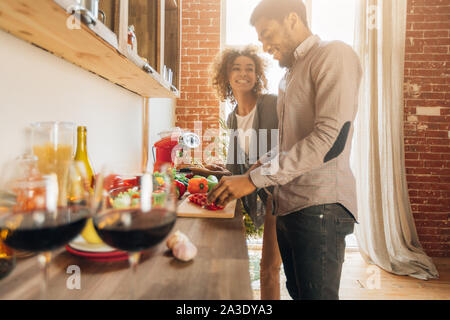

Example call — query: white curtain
[352,0,439,280]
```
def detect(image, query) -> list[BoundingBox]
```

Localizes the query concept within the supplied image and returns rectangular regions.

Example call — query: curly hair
[210,45,268,105]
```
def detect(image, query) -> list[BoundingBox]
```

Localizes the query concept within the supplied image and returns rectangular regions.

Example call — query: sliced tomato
[205,203,225,211]
[188,193,207,207]
[188,193,223,210]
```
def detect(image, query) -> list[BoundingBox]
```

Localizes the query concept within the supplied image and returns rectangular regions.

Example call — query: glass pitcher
[30,122,75,206]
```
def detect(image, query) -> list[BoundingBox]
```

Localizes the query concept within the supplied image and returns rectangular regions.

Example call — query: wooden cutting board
[176,194,236,218]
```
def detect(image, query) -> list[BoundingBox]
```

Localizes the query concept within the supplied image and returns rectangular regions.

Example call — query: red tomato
[188,193,222,210]
[205,203,224,211]
[188,193,207,206]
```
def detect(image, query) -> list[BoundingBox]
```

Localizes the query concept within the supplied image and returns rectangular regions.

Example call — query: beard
[278,52,295,68]
[277,39,296,68]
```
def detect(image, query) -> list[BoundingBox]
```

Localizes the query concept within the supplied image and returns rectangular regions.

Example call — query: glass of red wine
[0,156,91,298]
[92,163,177,299]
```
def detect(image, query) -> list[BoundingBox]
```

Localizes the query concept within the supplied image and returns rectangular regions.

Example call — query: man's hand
[189,165,232,179]
[207,174,257,207]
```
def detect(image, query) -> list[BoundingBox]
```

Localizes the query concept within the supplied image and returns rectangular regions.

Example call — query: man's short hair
[250,0,309,28]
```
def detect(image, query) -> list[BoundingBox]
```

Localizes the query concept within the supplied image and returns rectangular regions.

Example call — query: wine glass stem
[37,251,52,299]
[128,252,141,300]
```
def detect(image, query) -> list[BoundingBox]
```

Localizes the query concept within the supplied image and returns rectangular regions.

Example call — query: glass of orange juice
[30,122,75,207]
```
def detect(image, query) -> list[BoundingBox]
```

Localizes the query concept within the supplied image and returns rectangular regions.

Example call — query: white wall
[0,30,174,173]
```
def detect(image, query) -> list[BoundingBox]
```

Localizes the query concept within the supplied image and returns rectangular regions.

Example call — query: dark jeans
[276,203,355,300]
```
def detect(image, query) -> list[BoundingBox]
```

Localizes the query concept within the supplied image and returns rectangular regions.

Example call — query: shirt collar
[293,34,321,60]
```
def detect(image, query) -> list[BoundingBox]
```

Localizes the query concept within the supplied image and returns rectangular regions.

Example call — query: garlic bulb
[172,240,197,262]
[166,230,188,250]
[166,230,197,262]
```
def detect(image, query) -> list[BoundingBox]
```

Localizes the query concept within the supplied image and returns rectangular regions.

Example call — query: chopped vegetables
[188,193,224,211]
[204,202,225,211]
[188,193,208,206]
[111,186,140,209]
[152,189,166,207]
[111,187,166,208]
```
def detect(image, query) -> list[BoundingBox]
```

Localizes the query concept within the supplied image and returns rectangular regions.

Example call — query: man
[207,0,362,300]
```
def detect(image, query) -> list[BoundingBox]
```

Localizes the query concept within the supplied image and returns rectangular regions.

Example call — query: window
[309,0,356,46]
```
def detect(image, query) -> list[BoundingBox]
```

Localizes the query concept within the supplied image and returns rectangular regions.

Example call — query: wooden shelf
[0,0,177,98]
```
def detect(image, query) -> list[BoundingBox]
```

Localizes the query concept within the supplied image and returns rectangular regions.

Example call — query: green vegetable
[206,175,218,192]
[112,187,140,209]
[174,173,189,186]
[153,171,163,178]
[152,191,166,206]
[192,175,204,179]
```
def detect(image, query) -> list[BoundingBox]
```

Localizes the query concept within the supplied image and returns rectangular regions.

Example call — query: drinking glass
[92,163,177,299]
[0,156,91,298]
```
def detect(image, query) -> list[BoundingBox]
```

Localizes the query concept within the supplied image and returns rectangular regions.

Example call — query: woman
[191,46,281,300]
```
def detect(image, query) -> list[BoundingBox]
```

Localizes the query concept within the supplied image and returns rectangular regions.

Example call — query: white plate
[68,235,116,253]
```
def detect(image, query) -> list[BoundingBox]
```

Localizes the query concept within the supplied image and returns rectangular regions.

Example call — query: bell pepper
[206,175,218,192]
[173,180,186,199]
[155,176,165,186]
[187,177,209,194]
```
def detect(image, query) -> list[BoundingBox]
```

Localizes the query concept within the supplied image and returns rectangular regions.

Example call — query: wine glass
[0,155,91,299]
[92,163,177,299]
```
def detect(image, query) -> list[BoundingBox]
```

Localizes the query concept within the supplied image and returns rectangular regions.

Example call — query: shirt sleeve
[250,42,362,188]
[258,146,278,165]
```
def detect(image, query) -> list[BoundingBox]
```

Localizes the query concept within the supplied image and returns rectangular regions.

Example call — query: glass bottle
[74,126,95,190]
[74,126,103,244]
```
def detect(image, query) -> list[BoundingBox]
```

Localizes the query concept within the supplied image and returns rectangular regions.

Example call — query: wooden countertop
[0,202,253,300]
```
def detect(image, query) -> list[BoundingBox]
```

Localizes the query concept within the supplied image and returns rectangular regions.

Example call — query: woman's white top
[235,106,256,156]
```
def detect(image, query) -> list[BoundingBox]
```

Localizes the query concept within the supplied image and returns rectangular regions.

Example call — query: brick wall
[175,0,222,163]
[403,0,450,257]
